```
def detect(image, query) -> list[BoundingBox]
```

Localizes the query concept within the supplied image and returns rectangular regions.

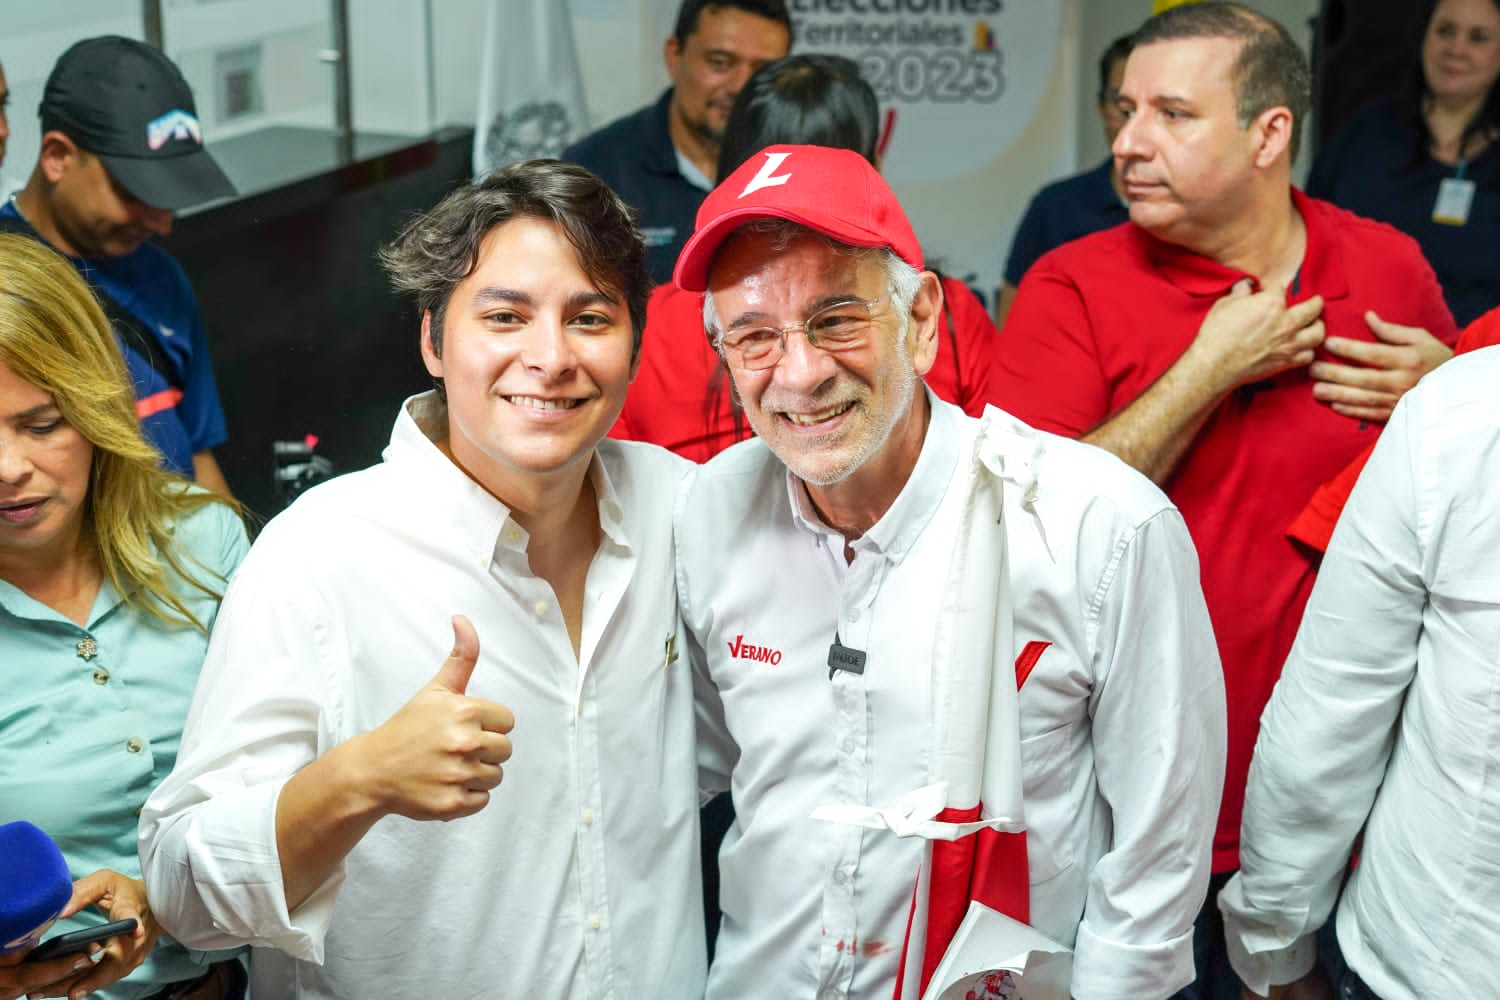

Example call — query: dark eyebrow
[470,287,620,311]
[567,290,619,311]
[471,287,533,309]
[7,402,60,422]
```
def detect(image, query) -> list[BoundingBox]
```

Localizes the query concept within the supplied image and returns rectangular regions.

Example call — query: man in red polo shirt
[993,4,1457,998]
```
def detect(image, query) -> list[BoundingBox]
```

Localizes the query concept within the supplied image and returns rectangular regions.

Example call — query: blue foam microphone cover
[0,821,72,954]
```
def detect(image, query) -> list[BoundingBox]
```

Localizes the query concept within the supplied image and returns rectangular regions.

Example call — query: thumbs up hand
[432,612,483,693]
[358,615,516,822]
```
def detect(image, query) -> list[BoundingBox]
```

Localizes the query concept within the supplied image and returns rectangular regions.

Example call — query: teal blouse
[0,500,248,999]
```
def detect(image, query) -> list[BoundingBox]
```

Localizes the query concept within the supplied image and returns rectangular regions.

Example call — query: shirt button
[533,600,549,618]
[588,913,602,930]
[841,739,855,754]
[125,738,144,753]
[92,668,110,685]
[581,808,594,827]
[847,608,862,623]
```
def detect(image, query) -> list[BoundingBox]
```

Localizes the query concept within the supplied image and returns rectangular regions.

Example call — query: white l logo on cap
[739,152,793,199]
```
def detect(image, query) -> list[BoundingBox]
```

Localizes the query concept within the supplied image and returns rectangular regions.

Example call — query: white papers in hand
[922,901,1073,1000]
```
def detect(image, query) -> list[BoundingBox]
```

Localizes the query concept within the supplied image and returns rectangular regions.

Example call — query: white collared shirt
[677,395,1224,1000]
[139,392,705,999]
[1221,348,1500,1000]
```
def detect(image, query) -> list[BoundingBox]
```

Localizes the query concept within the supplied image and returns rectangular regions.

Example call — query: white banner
[473,0,592,175]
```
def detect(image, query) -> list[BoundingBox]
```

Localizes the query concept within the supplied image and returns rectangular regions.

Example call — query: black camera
[272,435,335,508]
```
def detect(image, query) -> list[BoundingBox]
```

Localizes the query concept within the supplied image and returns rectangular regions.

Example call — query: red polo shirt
[612,275,1003,462]
[994,190,1459,872]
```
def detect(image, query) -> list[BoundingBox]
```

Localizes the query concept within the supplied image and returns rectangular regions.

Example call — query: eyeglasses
[715,295,886,372]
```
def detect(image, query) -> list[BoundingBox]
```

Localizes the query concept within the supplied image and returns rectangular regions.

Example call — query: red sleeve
[1455,307,1500,353]
[936,277,1004,417]
[1286,442,1373,552]
[991,264,1111,438]
[610,285,684,448]
[610,286,682,445]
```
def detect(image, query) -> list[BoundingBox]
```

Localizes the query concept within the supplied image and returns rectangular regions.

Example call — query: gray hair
[701,218,922,346]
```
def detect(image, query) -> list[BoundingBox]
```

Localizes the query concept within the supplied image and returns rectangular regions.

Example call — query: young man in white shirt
[672,144,1227,1000]
[139,160,704,998]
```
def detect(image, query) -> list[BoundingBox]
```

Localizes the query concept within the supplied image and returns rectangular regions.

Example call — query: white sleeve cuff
[1225,928,1317,995]
[1219,877,1319,995]
[1068,920,1195,1000]
[155,780,345,963]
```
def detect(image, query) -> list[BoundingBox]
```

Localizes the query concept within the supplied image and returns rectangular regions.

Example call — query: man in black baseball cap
[1,36,236,495]
[42,34,236,212]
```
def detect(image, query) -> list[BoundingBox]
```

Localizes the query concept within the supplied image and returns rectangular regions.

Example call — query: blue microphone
[0,822,72,955]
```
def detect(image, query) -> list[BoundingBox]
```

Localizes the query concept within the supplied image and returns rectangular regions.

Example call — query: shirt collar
[589,446,630,552]
[645,89,685,177]
[1135,187,1347,304]
[0,576,123,628]
[385,392,629,570]
[786,388,960,563]
[675,147,714,192]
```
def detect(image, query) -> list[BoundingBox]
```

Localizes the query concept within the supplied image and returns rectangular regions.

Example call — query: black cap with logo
[41,35,236,211]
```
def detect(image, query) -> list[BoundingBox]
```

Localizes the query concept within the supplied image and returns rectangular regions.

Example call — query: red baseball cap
[673,144,924,292]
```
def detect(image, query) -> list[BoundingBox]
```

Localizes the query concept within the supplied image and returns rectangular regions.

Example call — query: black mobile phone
[23,919,138,964]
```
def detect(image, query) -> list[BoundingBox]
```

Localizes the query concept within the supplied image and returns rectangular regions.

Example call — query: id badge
[1433,177,1476,226]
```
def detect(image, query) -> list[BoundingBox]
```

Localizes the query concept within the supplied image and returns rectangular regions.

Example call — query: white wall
[348,0,433,136]
[0,3,142,182]
[430,0,665,133]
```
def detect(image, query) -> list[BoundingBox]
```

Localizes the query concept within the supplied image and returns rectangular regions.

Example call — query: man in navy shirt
[996,34,1135,327]
[2,36,236,494]
[564,0,791,284]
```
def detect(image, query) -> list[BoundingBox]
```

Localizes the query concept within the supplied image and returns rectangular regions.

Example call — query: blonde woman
[0,233,247,1000]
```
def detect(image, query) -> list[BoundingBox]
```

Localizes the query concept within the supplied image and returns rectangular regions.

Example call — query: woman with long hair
[0,233,248,1000]
[1308,0,1500,325]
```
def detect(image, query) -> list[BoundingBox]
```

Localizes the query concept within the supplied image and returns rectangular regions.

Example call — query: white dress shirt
[1221,348,1500,1000]
[676,396,1224,1000]
[139,393,705,999]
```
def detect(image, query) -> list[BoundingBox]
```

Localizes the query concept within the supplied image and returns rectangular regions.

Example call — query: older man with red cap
[673,144,1226,1000]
